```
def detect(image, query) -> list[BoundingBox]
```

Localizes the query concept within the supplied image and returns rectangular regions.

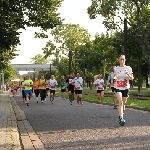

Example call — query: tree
[30,54,51,64]
[4,65,16,83]
[42,24,90,56]
[42,23,91,74]
[88,0,150,92]
[0,0,63,65]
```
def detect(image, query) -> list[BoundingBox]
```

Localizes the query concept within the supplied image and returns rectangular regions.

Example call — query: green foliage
[30,54,52,79]
[42,23,91,58]
[30,54,51,64]
[0,0,63,66]
[4,65,16,83]
[87,0,150,29]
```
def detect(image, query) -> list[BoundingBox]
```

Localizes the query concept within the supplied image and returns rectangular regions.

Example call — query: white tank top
[114,66,132,90]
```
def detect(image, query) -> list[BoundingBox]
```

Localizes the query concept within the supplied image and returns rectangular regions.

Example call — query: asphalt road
[15,92,150,150]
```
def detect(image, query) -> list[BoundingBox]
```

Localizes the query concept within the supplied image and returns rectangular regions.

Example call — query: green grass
[55,88,150,109]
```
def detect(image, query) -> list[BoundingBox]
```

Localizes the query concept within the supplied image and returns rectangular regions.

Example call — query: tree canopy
[0,0,63,70]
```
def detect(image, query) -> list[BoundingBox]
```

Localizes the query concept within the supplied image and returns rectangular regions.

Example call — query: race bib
[62,86,65,89]
[117,80,127,87]
[98,86,103,90]
[69,79,72,84]
[75,87,80,90]
[51,86,55,88]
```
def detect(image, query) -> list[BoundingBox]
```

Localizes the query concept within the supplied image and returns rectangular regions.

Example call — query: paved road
[14,93,150,150]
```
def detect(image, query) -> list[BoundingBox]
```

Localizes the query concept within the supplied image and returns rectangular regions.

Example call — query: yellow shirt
[13,83,18,89]
[38,79,47,89]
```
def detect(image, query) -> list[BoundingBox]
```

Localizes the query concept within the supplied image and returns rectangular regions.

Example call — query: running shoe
[119,118,125,126]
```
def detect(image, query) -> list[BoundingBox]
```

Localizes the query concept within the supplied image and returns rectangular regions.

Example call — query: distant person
[74,72,83,106]
[108,66,117,109]
[33,78,39,103]
[94,74,105,104]
[60,78,67,99]
[38,75,47,103]
[21,77,26,102]
[66,73,74,105]
[24,76,33,106]
[48,75,58,104]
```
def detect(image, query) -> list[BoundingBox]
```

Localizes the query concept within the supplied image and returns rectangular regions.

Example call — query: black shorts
[97,90,104,93]
[68,87,74,93]
[22,90,26,98]
[46,88,50,91]
[34,89,39,97]
[75,90,82,94]
[61,89,66,92]
[50,90,55,94]
[111,87,115,93]
[115,89,129,97]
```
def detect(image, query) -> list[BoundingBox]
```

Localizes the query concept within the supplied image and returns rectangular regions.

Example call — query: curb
[10,97,46,150]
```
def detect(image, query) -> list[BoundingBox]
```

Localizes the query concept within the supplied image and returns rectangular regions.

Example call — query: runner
[108,66,117,109]
[10,84,14,97]
[12,81,19,97]
[74,72,83,106]
[66,73,74,105]
[33,78,39,103]
[95,74,105,104]
[20,77,26,102]
[113,55,134,126]
[46,81,50,97]
[38,75,47,103]
[60,78,67,100]
[48,75,58,104]
[24,75,33,106]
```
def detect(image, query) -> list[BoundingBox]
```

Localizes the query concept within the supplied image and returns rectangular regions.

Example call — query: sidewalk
[0,91,21,150]
[9,92,46,150]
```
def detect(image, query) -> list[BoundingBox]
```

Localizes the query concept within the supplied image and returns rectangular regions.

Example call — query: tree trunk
[137,55,141,93]
[146,74,149,88]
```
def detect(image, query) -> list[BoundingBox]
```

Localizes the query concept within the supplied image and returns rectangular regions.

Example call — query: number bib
[51,86,55,88]
[116,80,127,87]
[69,79,73,84]
[75,87,80,90]
[98,86,103,90]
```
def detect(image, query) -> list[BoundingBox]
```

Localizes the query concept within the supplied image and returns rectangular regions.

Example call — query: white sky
[11,0,106,72]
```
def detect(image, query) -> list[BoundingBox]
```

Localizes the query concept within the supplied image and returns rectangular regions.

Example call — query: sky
[10,0,106,74]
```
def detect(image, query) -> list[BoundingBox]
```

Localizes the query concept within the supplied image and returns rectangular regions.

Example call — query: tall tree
[41,23,91,74]
[0,0,63,64]
[42,24,91,58]
[4,65,16,83]
[87,0,150,92]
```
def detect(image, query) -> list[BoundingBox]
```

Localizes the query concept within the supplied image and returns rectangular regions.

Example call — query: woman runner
[95,74,105,104]
[60,78,67,100]
[33,78,40,103]
[113,55,134,126]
